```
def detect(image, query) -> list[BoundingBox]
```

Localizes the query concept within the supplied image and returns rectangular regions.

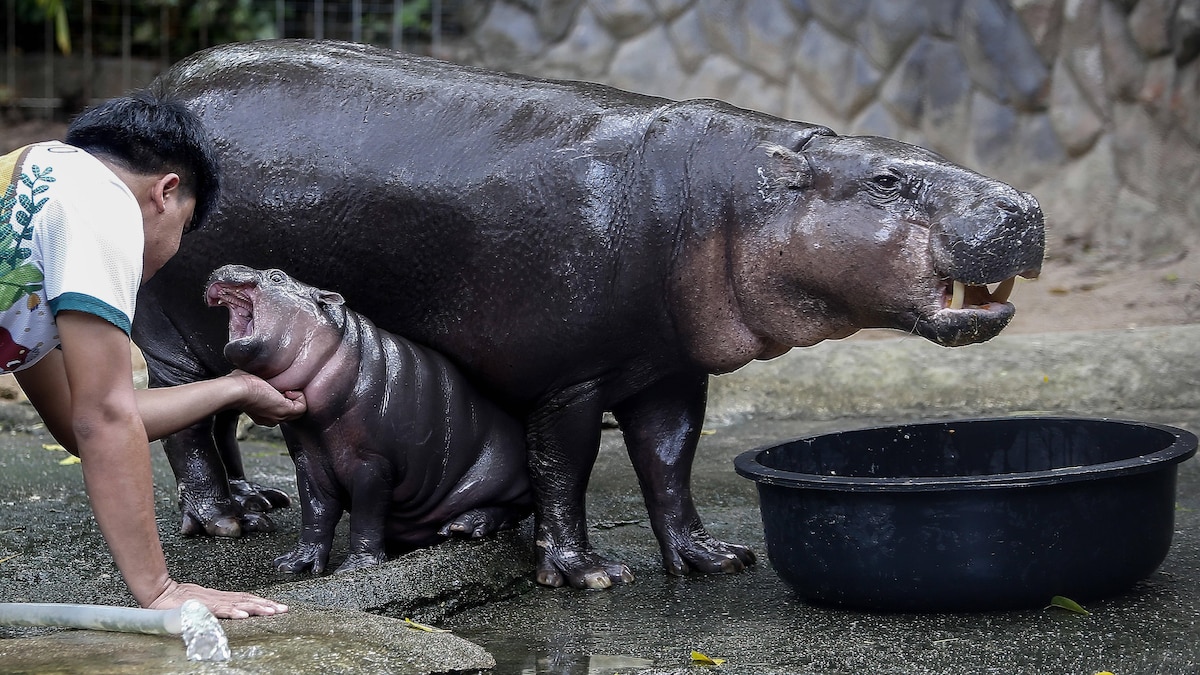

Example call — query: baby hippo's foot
[439,506,525,539]
[335,551,387,573]
[274,542,331,574]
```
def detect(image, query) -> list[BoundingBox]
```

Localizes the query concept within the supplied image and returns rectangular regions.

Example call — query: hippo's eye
[871,174,900,190]
[268,270,286,283]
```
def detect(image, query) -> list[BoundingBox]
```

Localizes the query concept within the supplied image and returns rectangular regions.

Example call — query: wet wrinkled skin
[133,39,1044,589]
[206,264,532,574]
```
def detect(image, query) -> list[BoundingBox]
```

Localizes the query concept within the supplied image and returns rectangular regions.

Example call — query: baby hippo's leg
[274,453,342,574]
[335,459,395,573]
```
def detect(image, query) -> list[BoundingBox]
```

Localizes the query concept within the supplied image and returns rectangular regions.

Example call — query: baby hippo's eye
[268,270,287,283]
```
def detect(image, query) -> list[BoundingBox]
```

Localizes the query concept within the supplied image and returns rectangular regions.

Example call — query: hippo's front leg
[335,459,394,573]
[529,382,635,589]
[274,438,342,574]
[613,372,755,576]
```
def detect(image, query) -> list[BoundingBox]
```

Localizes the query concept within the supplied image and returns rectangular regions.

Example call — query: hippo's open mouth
[941,276,1017,312]
[913,270,1037,347]
[206,283,257,342]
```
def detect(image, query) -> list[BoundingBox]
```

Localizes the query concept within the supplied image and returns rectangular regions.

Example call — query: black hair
[65,88,220,232]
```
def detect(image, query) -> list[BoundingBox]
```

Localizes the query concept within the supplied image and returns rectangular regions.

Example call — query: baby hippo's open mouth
[206,283,257,341]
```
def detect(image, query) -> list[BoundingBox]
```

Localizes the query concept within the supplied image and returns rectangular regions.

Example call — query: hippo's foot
[229,478,291,512]
[335,551,388,574]
[536,546,635,590]
[274,542,331,574]
[661,530,756,577]
[179,496,277,538]
[439,506,523,539]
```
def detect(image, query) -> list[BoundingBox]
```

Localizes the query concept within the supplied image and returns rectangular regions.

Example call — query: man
[0,90,305,619]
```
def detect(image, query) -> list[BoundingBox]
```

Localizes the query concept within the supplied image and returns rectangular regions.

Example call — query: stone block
[1013,0,1066,63]
[958,0,1050,110]
[1100,0,1147,102]
[1111,101,1165,200]
[470,1,547,71]
[967,90,1019,171]
[785,72,844,129]
[782,0,812,24]
[536,0,585,41]
[743,0,799,83]
[666,4,712,74]
[684,53,751,103]
[1049,58,1105,156]
[849,100,905,139]
[807,0,870,40]
[539,5,617,79]
[793,19,882,119]
[1173,0,1200,66]
[926,0,964,38]
[1128,0,1175,57]
[1059,0,1108,113]
[649,0,694,21]
[728,69,787,115]
[698,0,748,60]
[590,0,658,40]
[1031,136,1121,251]
[858,0,930,72]
[607,24,684,98]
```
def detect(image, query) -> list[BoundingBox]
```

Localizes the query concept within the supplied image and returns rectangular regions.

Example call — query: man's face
[142,192,196,282]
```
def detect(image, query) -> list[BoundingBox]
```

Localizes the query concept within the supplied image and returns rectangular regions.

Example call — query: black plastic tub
[734,417,1197,612]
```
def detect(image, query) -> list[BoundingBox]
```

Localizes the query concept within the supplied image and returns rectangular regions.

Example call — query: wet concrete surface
[0,325,1198,674]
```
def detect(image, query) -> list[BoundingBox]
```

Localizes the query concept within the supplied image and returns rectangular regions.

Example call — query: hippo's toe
[229,479,291,512]
[439,506,526,539]
[535,547,635,589]
[274,542,330,574]
[661,532,756,577]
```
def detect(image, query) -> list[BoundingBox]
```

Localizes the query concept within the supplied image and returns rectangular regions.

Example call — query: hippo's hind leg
[214,410,291,513]
[528,382,635,590]
[439,504,529,538]
[612,372,756,577]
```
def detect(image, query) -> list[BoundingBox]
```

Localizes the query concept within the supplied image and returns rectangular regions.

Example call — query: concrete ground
[0,324,1198,674]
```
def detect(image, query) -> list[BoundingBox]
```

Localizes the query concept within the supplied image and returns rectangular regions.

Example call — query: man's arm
[17,349,305,453]
[15,311,288,618]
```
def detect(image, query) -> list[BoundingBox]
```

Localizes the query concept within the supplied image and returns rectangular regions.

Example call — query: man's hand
[147,579,288,619]
[230,371,306,426]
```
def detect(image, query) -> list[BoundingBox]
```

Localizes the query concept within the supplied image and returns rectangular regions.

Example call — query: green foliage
[11,0,439,61]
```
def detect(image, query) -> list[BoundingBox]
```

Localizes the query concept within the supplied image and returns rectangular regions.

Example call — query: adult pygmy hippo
[206,264,531,573]
[133,39,1044,589]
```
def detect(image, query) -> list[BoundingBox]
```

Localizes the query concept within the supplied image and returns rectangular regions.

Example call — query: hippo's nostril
[995,198,1021,215]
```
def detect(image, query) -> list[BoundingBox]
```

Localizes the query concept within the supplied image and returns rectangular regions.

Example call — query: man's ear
[151,173,182,213]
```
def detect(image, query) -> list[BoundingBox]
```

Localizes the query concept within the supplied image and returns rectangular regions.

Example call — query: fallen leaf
[1093,671,1115,675]
[403,617,450,633]
[0,554,17,564]
[1047,595,1090,615]
[691,650,726,666]
[58,455,81,465]
[41,443,65,452]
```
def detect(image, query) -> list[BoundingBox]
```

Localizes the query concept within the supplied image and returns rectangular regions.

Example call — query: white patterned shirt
[0,141,143,373]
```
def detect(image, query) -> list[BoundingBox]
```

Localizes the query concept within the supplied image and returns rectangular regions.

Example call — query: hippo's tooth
[949,281,965,310]
[991,276,1016,303]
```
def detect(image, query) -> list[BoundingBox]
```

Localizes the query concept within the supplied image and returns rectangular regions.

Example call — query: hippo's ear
[316,290,346,307]
[762,143,812,190]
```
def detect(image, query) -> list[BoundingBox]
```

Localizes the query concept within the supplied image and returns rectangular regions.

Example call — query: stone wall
[446,0,1200,263]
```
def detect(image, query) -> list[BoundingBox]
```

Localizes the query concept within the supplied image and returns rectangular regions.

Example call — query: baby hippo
[206,264,532,574]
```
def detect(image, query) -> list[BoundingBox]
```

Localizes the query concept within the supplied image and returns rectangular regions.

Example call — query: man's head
[65,89,220,232]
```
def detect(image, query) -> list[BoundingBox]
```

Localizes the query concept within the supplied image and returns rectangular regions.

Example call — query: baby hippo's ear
[316,290,346,307]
